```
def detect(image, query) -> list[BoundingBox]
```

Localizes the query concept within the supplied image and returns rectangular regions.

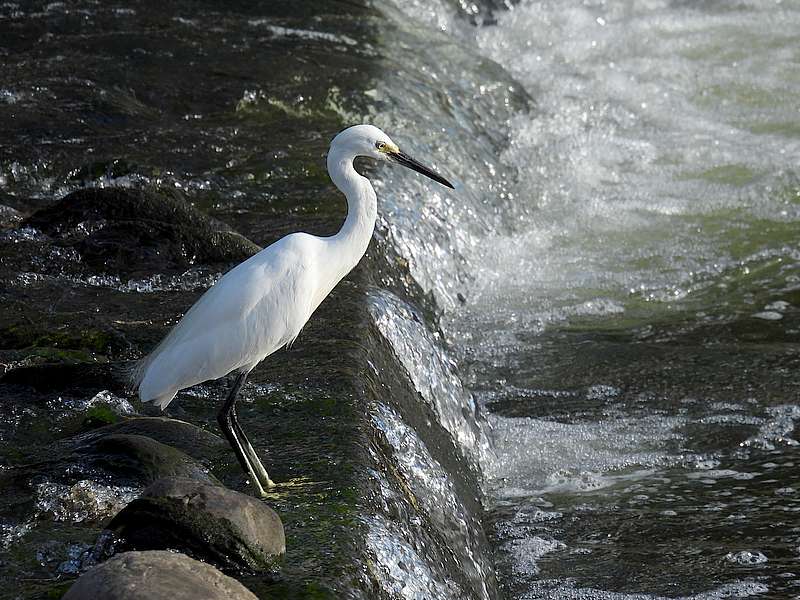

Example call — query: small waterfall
[369,1,800,598]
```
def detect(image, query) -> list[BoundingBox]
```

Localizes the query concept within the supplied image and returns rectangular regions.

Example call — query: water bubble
[503,536,566,578]
[725,550,768,566]
[752,311,783,321]
[764,300,790,312]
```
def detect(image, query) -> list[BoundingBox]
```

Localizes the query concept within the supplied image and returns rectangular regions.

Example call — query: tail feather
[129,353,152,393]
[148,390,178,410]
[107,360,141,394]
[124,349,176,409]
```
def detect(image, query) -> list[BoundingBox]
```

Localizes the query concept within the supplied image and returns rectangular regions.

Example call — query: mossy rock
[23,187,261,275]
[109,477,284,574]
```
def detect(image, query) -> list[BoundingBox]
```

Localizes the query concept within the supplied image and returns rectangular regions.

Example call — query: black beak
[389,151,455,189]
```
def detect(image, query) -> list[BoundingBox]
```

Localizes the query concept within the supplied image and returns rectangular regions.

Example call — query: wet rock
[74,434,219,486]
[35,479,138,525]
[109,477,284,573]
[23,187,261,275]
[0,420,220,522]
[78,416,227,462]
[62,550,258,600]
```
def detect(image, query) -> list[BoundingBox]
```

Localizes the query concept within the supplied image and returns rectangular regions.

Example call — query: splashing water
[375,0,800,598]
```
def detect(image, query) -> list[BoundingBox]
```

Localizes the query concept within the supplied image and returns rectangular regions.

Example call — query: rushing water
[377,0,800,598]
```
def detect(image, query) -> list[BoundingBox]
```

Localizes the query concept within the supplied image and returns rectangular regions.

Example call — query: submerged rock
[23,187,260,275]
[0,430,216,532]
[109,477,284,573]
[62,550,258,600]
[12,428,215,490]
[35,479,138,525]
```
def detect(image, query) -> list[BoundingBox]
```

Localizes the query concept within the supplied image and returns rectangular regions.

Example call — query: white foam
[485,412,684,497]
[364,514,465,600]
[743,404,800,450]
[725,551,768,566]
[35,480,138,523]
[519,579,769,600]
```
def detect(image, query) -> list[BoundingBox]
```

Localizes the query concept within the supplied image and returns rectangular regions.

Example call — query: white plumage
[136,233,324,408]
[132,124,453,496]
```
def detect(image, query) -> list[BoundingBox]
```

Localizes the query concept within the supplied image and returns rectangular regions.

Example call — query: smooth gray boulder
[109,477,284,573]
[62,550,258,600]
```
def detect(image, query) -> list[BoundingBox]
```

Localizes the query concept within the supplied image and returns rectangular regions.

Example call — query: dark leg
[231,400,276,489]
[217,372,266,496]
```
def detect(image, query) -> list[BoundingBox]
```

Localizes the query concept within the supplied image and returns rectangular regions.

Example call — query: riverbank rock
[62,550,258,600]
[22,187,261,275]
[109,477,284,573]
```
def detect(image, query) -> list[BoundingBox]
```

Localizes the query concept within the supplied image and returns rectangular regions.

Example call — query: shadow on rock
[74,434,219,487]
[48,417,227,489]
[76,416,228,462]
[0,362,129,393]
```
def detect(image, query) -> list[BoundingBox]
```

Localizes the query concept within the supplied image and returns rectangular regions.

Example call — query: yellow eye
[375,141,386,151]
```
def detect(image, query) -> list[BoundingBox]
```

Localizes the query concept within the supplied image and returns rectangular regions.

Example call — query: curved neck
[326,148,377,274]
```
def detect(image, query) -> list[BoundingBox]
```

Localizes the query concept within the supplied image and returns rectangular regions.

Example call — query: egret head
[331,124,454,189]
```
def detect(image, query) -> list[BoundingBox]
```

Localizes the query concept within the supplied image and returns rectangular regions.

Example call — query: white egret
[132,124,454,496]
